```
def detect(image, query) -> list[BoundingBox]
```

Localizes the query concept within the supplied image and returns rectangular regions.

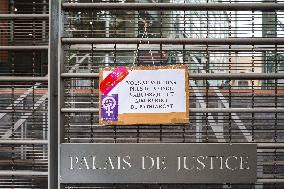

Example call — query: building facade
[0,0,284,188]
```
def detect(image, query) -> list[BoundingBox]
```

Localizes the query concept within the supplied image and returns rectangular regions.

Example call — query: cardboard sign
[99,65,189,125]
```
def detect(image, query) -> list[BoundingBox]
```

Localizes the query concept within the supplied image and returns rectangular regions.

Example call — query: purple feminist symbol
[101,94,118,121]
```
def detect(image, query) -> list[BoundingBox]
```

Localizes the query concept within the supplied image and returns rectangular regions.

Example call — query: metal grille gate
[0,0,48,188]
[1,0,284,188]
[50,0,284,188]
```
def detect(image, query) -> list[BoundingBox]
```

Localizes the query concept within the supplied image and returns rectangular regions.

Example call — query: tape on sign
[100,66,129,95]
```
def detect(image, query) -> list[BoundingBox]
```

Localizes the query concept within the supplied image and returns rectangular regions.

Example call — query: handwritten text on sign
[99,66,189,125]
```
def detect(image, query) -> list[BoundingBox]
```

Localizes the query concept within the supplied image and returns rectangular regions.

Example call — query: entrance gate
[49,1,284,188]
[2,0,284,188]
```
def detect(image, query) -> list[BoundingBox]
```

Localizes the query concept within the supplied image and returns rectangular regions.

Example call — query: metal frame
[60,72,284,80]
[0,171,48,176]
[67,44,284,52]
[0,76,48,82]
[0,110,47,113]
[62,3,284,11]
[62,37,284,45]
[0,14,49,19]
[0,46,48,50]
[60,107,284,113]
[49,1,284,188]
[0,140,48,144]
[48,0,59,188]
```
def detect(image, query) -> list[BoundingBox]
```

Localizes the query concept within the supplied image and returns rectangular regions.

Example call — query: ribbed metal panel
[58,0,284,188]
[0,0,48,188]
[2,0,284,188]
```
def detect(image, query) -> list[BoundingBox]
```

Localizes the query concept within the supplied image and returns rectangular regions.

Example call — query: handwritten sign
[99,65,189,125]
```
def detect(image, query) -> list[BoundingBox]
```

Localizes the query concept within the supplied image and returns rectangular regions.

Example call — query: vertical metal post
[20,99,25,159]
[262,0,277,88]
[58,1,65,188]
[196,98,202,142]
[43,99,47,158]
[134,11,139,37]
[256,155,264,189]
[105,11,110,66]
[48,0,59,188]
[217,99,224,133]
[10,0,14,42]
[42,0,47,41]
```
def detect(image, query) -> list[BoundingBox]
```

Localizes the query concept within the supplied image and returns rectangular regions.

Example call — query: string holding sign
[132,19,155,66]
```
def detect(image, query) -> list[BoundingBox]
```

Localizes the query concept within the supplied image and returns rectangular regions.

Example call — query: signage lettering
[60,144,257,183]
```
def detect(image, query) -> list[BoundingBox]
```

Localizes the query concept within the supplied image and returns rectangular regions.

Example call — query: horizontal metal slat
[68,44,284,52]
[62,3,284,11]
[61,37,284,45]
[61,73,284,80]
[0,110,47,113]
[61,107,284,113]
[257,179,284,183]
[0,170,282,183]
[60,142,284,148]
[0,140,48,144]
[0,76,48,82]
[187,73,284,79]
[190,107,284,113]
[0,46,48,50]
[0,171,48,176]
[0,14,49,20]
